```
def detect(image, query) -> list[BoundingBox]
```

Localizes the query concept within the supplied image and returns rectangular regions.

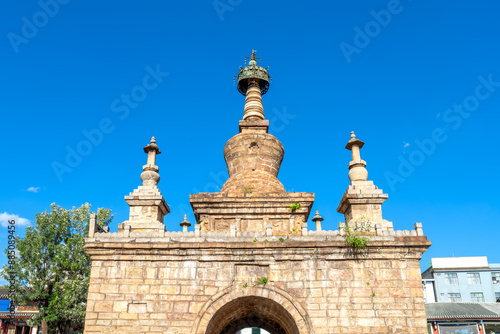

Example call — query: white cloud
[403,142,410,148]
[0,212,31,227]
[26,187,40,193]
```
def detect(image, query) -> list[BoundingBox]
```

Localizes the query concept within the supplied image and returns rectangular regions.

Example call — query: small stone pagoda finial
[121,136,170,233]
[249,50,257,65]
[180,214,191,233]
[141,136,161,187]
[338,131,392,230]
[144,136,161,166]
[345,131,368,182]
[311,210,324,231]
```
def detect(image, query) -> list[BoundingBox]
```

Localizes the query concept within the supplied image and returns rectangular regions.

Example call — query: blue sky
[1,0,500,276]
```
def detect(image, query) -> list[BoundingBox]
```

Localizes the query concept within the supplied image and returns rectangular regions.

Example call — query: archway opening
[236,328,270,334]
[205,296,299,334]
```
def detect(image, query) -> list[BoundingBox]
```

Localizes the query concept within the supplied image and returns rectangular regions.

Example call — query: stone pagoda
[83,51,431,334]
[190,50,314,237]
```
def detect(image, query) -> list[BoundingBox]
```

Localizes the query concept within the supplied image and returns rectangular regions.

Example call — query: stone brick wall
[83,238,429,334]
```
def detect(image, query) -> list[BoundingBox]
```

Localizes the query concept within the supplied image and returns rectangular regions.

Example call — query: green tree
[2,203,112,334]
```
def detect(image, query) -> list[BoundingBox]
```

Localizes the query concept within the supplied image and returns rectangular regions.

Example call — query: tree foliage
[2,203,112,333]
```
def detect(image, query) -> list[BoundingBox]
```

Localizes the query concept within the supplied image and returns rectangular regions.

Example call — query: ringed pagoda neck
[243,80,264,120]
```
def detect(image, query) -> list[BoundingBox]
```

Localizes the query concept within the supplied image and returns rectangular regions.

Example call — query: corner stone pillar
[118,137,170,233]
[337,132,393,230]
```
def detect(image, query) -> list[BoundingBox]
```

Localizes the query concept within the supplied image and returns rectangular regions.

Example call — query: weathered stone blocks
[221,131,285,196]
[84,237,430,334]
[190,192,314,235]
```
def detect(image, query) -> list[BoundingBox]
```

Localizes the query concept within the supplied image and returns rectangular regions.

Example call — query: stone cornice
[84,237,431,262]
[337,192,388,213]
[190,193,315,217]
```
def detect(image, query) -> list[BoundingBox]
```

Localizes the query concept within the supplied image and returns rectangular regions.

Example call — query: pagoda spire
[236,50,271,122]
[219,51,285,196]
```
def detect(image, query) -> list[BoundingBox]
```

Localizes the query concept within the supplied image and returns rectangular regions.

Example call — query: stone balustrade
[88,218,425,244]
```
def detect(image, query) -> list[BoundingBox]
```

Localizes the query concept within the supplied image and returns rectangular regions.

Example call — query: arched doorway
[205,296,299,334]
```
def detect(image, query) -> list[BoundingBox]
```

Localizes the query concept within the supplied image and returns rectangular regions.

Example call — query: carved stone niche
[214,218,233,231]
[271,216,304,236]
[241,219,265,232]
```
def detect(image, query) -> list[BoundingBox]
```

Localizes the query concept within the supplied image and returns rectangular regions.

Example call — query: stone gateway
[83,51,430,334]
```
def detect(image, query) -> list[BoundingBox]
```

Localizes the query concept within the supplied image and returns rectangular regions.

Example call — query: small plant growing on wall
[289,202,301,212]
[343,216,372,249]
[241,186,253,194]
[254,276,268,286]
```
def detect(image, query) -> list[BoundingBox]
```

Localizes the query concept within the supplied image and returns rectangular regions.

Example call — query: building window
[495,292,500,302]
[484,323,500,333]
[470,292,484,302]
[467,273,481,285]
[492,272,500,284]
[448,293,462,302]
[445,273,458,285]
